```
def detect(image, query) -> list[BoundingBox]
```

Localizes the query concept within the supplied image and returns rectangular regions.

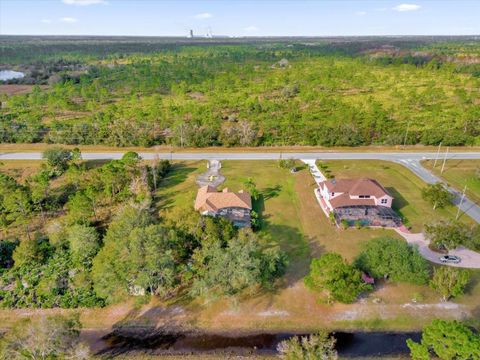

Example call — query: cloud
[356,11,367,16]
[244,25,258,32]
[194,12,213,19]
[393,3,421,12]
[41,19,52,24]
[62,0,107,5]
[60,17,79,23]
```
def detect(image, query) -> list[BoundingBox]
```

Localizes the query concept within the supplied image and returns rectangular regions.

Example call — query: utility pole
[441,147,449,174]
[433,142,442,168]
[456,185,467,220]
[403,121,410,149]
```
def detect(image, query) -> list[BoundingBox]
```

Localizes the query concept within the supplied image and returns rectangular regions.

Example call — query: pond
[96,329,421,357]
[0,70,25,81]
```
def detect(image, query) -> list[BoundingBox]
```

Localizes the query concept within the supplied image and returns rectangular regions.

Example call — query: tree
[28,170,51,224]
[66,191,95,225]
[424,221,470,251]
[0,240,17,269]
[304,253,370,304]
[244,177,259,201]
[42,147,72,177]
[12,236,46,268]
[92,206,178,302]
[1,183,33,239]
[421,183,453,210]
[406,320,480,360]
[191,229,286,297]
[277,331,338,360]
[0,314,90,360]
[67,225,99,268]
[354,237,430,284]
[429,267,470,301]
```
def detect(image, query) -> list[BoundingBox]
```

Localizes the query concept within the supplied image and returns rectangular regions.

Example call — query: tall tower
[188,29,194,38]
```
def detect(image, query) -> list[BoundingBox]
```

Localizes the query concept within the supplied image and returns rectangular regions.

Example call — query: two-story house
[317,178,400,227]
[194,185,252,227]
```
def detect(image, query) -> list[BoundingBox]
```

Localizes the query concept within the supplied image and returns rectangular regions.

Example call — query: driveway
[195,160,225,188]
[301,159,327,184]
[395,228,480,269]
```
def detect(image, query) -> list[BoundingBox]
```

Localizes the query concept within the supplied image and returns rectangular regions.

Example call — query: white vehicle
[439,255,461,264]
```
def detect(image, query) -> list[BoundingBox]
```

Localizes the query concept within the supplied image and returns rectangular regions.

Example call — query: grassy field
[1,159,479,337]
[153,160,479,332]
[422,159,480,204]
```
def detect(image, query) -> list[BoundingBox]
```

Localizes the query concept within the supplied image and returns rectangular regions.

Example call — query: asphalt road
[1,150,480,223]
[1,151,480,161]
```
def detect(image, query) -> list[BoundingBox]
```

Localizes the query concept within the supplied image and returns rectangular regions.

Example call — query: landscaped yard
[317,160,474,231]
[153,160,480,332]
[1,159,479,336]
[422,159,480,205]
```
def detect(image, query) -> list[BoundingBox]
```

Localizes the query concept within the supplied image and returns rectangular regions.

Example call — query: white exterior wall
[375,195,393,208]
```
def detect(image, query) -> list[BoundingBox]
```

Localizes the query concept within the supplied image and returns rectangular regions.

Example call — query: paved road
[2,150,480,223]
[396,159,480,223]
[1,151,480,161]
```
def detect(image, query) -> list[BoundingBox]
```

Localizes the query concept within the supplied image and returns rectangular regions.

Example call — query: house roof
[323,178,392,199]
[329,193,376,208]
[194,185,252,212]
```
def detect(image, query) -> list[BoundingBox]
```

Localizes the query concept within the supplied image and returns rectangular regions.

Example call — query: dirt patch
[0,84,48,95]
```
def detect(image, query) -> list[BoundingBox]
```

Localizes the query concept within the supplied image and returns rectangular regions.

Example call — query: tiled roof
[323,178,391,199]
[329,193,375,208]
[195,185,252,212]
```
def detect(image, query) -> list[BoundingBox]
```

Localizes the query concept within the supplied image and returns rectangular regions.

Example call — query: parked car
[439,255,461,264]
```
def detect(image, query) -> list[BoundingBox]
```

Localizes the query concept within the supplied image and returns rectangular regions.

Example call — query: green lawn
[422,159,480,205]
[318,160,474,231]
[2,159,479,337]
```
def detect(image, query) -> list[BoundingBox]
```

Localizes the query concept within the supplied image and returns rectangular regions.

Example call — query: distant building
[317,178,401,227]
[194,185,252,227]
[188,29,194,38]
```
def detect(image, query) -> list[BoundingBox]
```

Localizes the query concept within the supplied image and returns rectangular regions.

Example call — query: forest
[0,148,285,308]
[1,36,479,148]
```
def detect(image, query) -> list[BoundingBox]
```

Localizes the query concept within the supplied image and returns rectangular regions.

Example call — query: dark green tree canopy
[304,252,370,304]
[354,237,430,284]
[407,320,480,360]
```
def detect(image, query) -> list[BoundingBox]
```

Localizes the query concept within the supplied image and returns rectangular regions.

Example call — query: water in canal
[97,330,421,357]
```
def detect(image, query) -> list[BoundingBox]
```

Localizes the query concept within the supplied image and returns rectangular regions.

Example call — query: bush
[304,253,370,303]
[355,237,430,284]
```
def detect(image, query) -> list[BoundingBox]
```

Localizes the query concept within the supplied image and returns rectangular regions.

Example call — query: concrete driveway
[395,229,480,269]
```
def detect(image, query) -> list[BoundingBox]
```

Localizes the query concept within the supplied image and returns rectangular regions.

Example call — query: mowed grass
[422,159,480,205]
[1,159,478,334]
[318,160,473,232]
[153,160,479,332]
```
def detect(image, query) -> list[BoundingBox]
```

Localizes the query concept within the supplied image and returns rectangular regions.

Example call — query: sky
[1,0,479,37]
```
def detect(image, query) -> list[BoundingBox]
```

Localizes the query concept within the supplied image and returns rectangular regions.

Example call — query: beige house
[194,185,252,227]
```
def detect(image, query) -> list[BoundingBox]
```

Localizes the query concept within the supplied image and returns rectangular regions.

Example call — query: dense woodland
[0,148,285,308]
[1,36,479,147]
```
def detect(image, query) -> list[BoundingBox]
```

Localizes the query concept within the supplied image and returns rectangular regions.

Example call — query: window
[359,195,371,199]
[381,199,388,204]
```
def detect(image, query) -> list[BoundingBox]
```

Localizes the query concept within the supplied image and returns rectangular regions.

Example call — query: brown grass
[0,84,48,95]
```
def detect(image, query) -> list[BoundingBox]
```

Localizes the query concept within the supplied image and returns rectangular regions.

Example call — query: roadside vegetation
[1,39,479,148]
[422,159,480,204]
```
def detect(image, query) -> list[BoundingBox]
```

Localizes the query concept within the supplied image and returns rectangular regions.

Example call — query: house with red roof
[317,178,401,227]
